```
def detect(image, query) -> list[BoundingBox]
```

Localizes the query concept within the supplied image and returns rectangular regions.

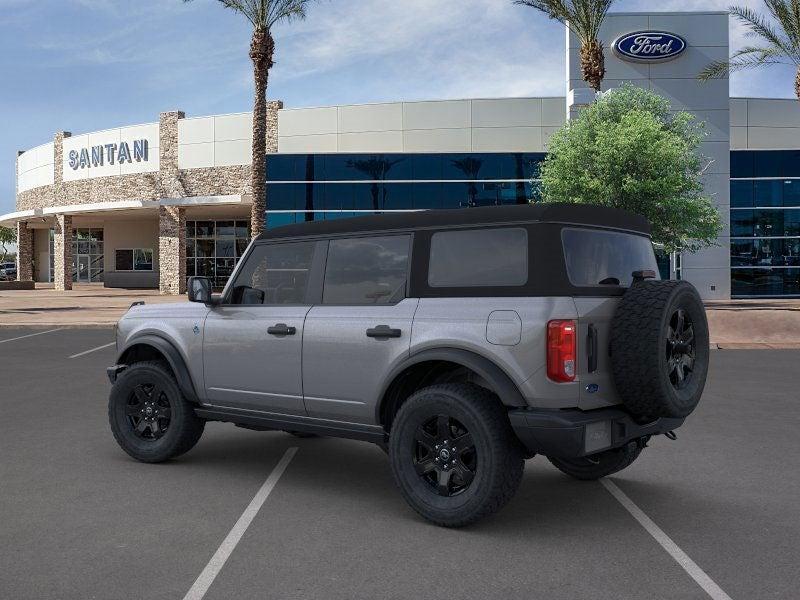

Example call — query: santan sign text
[68,139,149,170]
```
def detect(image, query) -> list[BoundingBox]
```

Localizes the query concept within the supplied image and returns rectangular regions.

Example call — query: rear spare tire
[610,280,709,419]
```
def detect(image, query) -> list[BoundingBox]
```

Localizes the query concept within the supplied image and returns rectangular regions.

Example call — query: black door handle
[366,325,402,339]
[268,323,296,336]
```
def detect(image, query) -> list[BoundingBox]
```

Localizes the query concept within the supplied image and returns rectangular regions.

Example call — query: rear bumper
[508,406,684,458]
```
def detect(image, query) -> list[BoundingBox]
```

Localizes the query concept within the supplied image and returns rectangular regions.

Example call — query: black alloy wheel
[126,383,172,440]
[666,308,695,390]
[413,414,477,497]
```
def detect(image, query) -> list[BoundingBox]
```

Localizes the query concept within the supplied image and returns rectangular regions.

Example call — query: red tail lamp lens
[547,320,577,383]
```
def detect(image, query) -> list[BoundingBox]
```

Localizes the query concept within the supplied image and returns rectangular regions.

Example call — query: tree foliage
[539,84,722,253]
[699,2,800,100]
[0,226,15,262]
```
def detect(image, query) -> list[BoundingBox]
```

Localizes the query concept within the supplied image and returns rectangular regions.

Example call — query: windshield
[561,227,659,287]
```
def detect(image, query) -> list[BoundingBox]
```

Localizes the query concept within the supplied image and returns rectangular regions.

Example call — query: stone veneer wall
[15,222,33,281]
[158,206,186,295]
[53,214,73,291]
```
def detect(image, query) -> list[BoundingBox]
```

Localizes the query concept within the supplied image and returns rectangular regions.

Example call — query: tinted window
[428,228,528,287]
[562,228,659,287]
[323,236,410,304]
[230,242,315,305]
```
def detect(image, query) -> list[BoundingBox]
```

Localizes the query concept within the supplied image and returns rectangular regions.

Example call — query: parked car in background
[0,262,16,281]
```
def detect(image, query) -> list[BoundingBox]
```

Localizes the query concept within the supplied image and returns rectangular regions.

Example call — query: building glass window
[115,248,153,272]
[731,150,800,297]
[186,220,251,288]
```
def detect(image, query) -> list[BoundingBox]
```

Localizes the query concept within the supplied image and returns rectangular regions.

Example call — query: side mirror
[188,276,213,304]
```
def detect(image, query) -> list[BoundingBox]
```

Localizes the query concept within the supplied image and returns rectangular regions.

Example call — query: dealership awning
[0,194,247,227]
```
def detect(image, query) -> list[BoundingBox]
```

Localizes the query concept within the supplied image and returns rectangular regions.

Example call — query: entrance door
[202,240,320,415]
[77,256,90,282]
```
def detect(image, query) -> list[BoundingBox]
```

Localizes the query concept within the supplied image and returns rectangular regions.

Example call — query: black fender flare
[377,347,527,423]
[117,334,200,404]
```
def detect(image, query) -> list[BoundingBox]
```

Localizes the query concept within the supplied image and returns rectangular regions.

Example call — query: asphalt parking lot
[1,328,799,599]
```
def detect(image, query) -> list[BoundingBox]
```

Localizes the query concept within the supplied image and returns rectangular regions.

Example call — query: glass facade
[186,220,251,288]
[265,153,545,228]
[731,151,800,297]
[72,228,104,283]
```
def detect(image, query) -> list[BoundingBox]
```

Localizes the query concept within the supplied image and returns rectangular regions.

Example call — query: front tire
[548,441,643,481]
[389,383,524,527]
[108,361,205,463]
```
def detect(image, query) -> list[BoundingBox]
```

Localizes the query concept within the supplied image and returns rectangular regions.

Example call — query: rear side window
[230,241,315,304]
[562,228,659,287]
[428,228,528,287]
[323,235,410,304]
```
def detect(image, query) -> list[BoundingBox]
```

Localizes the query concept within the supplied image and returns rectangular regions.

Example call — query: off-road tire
[610,280,709,419]
[548,441,643,481]
[108,361,205,463]
[389,383,524,527]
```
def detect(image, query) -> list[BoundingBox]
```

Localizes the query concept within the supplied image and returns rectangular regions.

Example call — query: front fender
[116,334,200,404]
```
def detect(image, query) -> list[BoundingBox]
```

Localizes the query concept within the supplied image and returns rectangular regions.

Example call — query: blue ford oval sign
[613,31,686,62]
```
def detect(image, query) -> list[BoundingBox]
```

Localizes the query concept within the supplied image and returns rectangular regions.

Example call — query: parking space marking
[0,329,63,345]
[183,447,298,600]
[68,342,116,359]
[601,479,733,600]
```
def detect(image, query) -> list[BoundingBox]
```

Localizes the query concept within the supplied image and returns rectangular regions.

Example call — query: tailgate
[574,297,623,410]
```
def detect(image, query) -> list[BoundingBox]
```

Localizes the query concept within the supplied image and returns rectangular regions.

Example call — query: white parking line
[68,342,116,359]
[601,479,733,600]
[0,329,63,345]
[183,447,298,600]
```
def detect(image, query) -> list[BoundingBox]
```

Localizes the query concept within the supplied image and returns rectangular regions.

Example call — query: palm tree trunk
[249,29,275,237]
[580,40,605,92]
[796,67,800,102]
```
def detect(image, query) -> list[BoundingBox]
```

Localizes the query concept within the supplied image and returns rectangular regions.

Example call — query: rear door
[302,234,416,424]
[561,227,661,410]
[202,240,322,415]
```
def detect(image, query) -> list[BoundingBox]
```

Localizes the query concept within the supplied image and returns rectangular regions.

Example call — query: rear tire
[548,441,642,481]
[389,383,524,527]
[108,361,204,463]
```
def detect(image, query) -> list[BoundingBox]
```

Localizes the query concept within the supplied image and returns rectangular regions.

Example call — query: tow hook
[664,430,678,441]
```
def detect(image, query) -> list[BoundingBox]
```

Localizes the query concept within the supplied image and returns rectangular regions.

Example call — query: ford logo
[613,31,686,62]
[586,383,600,394]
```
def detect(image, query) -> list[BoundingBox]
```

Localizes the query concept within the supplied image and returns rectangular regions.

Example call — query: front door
[302,234,415,424]
[202,240,319,415]
[77,255,90,282]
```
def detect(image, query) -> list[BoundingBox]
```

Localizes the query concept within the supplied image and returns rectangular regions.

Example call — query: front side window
[229,241,315,305]
[115,248,153,272]
[428,227,528,287]
[323,235,410,304]
[562,228,659,287]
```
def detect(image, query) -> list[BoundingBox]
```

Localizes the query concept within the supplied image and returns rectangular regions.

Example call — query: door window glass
[230,242,315,305]
[428,228,528,287]
[323,236,410,304]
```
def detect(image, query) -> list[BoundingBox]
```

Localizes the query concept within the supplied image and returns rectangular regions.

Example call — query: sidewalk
[0,284,177,328]
[1,284,799,348]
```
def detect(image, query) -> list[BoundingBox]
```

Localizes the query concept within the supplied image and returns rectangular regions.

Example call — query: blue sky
[1,0,797,215]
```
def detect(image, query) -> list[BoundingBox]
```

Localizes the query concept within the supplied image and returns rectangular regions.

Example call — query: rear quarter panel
[410,297,581,409]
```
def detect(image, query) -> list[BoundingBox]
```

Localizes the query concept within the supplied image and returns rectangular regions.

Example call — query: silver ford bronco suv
[108,204,709,527]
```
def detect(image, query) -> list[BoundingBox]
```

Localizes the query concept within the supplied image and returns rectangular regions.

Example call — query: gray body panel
[302,299,419,424]
[573,297,624,410]
[410,297,582,410]
[202,305,312,415]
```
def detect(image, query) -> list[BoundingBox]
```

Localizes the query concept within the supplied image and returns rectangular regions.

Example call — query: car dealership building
[3,10,800,299]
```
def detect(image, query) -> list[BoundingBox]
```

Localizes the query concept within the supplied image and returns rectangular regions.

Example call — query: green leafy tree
[0,226,15,263]
[539,84,722,253]
[183,0,316,236]
[514,0,615,92]
[699,2,800,100]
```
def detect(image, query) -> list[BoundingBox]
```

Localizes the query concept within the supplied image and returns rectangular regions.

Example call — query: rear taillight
[547,320,577,383]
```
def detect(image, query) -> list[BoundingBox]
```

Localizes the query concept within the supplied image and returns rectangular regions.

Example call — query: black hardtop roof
[257,203,651,241]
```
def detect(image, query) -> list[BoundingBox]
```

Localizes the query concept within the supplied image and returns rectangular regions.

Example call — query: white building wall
[177,112,253,169]
[61,123,160,182]
[17,142,55,193]
[568,11,731,300]
[730,98,800,150]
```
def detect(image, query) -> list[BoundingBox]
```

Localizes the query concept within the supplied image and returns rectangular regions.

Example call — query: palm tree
[514,0,615,92]
[699,3,800,101]
[184,0,315,236]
